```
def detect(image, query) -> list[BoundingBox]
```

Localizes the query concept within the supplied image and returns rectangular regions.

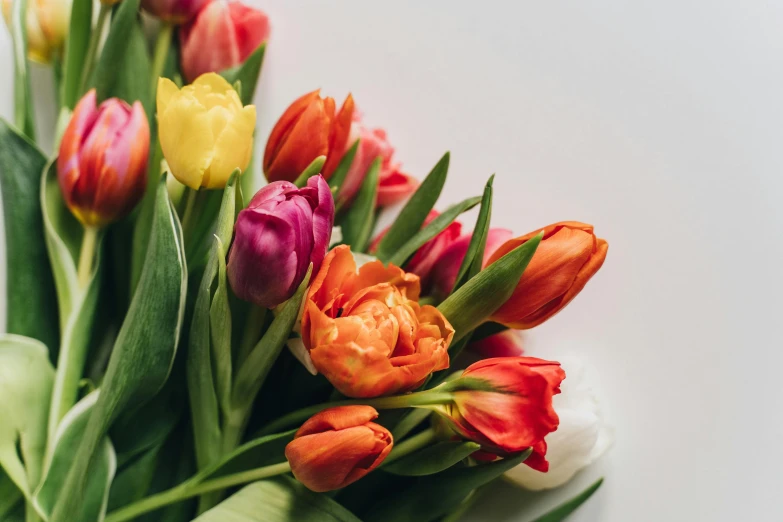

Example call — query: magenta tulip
[141,0,211,24]
[227,175,334,308]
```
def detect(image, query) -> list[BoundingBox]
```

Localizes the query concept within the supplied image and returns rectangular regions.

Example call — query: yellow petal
[192,72,234,96]
[204,104,256,189]
[157,78,180,118]
[158,93,215,189]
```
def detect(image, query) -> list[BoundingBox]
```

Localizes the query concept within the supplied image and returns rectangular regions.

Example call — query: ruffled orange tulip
[487,222,608,329]
[263,90,354,184]
[301,245,453,398]
[285,405,393,492]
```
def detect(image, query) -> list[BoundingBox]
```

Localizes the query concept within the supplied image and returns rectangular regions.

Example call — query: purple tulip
[227,175,334,308]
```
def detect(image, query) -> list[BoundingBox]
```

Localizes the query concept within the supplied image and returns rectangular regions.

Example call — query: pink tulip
[180,0,270,82]
[430,228,513,298]
[338,110,417,207]
[227,175,334,308]
[57,90,149,227]
[141,0,210,23]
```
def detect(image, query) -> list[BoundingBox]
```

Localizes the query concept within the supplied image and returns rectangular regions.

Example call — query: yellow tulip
[2,0,72,64]
[157,73,256,189]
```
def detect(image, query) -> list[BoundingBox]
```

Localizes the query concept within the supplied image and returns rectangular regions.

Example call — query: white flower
[505,356,613,490]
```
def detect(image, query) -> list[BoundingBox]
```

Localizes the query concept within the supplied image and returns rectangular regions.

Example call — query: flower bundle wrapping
[0,2,612,521]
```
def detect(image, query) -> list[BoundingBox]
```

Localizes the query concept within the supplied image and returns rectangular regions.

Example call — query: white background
[3,1,783,521]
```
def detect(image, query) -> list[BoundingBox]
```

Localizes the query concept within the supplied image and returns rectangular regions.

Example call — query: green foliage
[531,478,604,522]
[383,441,481,477]
[61,0,92,108]
[339,157,380,251]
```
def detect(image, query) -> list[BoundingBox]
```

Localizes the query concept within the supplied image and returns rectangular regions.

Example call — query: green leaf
[0,120,58,351]
[387,196,482,268]
[438,233,541,343]
[220,43,267,106]
[9,0,35,138]
[375,152,449,262]
[451,175,494,293]
[383,441,480,476]
[33,391,116,522]
[41,160,103,442]
[49,176,187,522]
[366,451,530,522]
[0,471,22,519]
[193,430,295,484]
[210,239,233,415]
[194,477,362,522]
[531,478,604,522]
[294,155,327,187]
[188,174,238,470]
[0,501,23,522]
[91,0,149,110]
[328,139,359,192]
[339,157,380,251]
[0,335,54,498]
[61,0,92,108]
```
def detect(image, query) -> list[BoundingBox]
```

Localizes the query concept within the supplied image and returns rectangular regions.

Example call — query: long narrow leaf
[10,0,35,138]
[339,157,380,251]
[387,196,482,268]
[375,152,449,262]
[452,175,493,292]
[61,0,92,108]
[531,478,604,522]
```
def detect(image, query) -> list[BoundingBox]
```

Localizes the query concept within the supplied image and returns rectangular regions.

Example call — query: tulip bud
[180,0,270,82]
[301,245,453,398]
[433,357,565,472]
[142,0,210,24]
[370,211,462,292]
[157,73,256,189]
[338,111,417,207]
[57,90,149,227]
[429,228,513,298]
[263,90,354,184]
[2,0,71,64]
[487,222,608,329]
[505,356,613,490]
[227,176,334,308]
[285,405,393,492]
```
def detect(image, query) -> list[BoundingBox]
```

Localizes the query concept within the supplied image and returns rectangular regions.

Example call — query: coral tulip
[157,73,256,189]
[370,211,462,292]
[338,110,417,207]
[263,90,354,184]
[301,245,453,398]
[434,357,565,472]
[57,90,149,227]
[142,0,210,24]
[180,0,270,81]
[2,0,71,63]
[285,406,393,492]
[227,175,334,308]
[487,222,608,329]
[429,227,513,298]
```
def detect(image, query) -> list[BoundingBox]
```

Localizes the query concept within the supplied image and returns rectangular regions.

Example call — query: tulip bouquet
[0,1,611,521]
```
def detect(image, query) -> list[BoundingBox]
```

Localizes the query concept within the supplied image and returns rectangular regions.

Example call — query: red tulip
[263,90,354,184]
[468,330,525,359]
[438,357,565,472]
[338,110,417,207]
[141,0,210,24]
[57,90,149,227]
[285,406,393,492]
[487,222,608,329]
[429,227,513,298]
[180,0,270,82]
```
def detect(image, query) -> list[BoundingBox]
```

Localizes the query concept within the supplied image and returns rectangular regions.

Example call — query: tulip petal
[156,77,179,116]
[322,93,355,179]
[204,104,256,189]
[264,90,322,174]
[158,91,215,189]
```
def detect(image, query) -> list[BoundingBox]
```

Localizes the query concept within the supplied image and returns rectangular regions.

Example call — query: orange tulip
[301,245,453,398]
[285,406,393,492]
[263,90,354,184]
[487,222,608,329]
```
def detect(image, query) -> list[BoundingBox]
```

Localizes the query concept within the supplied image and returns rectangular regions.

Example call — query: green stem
[180,187,199,239]
[78,3,111,95]
[77,226,98,288]
[383,428,436,465]
[238,305,267,365]
[258,389,455,436]
[104,462,291,522]
[149,22,173,96]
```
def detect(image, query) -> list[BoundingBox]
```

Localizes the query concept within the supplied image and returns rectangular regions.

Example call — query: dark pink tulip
[227,175,334,308]
[430,228,514,298]
[142,0,211,24]
[468,330,525,359]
